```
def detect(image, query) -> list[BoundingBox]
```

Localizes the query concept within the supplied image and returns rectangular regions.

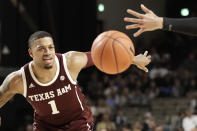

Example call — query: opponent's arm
[162,17,197,36]
[0,70,24,108]
[124,4,197,37]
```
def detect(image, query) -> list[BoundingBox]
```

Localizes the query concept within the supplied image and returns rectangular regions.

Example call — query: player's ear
[28,48,33,58]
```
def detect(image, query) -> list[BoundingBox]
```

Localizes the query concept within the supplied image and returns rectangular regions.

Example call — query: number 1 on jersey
[48,100,60,114]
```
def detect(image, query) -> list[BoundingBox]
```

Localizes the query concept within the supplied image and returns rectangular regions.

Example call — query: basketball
[91,30,135,74]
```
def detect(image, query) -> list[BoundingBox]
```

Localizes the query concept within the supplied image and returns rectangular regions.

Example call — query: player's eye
[38,47,45,51]
[49,46,54,50]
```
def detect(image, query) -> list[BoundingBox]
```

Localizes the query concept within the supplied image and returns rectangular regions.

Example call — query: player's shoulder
[10,70,23,87]
[63,51,77,58]
[63,51,74,68]
[63,51,86,65]
[64,51,86,60]
[9,70,23,81]
[5,70,24,95]
[63,51,87,74]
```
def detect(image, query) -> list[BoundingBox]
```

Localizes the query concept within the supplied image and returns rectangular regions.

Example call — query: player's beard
[43,60,54,69]
[42,55,54,69]
[44,65,53,69]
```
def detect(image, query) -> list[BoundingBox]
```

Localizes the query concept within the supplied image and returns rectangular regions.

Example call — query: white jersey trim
[87,123,91,131]
[29,56,60,86]
[21,67,27,97]
[62,54,77,85]
[75,86,84,111]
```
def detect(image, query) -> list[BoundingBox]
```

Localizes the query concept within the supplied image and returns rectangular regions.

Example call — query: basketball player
[0,31,151,131]
[124,4,197,37]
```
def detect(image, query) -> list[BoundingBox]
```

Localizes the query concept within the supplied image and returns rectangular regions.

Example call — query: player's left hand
[132,51,151,72]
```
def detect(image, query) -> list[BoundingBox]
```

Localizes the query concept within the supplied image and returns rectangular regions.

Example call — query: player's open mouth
[43,58,53,63]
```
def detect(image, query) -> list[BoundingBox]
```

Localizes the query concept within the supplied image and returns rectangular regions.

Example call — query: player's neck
[32,62,57,83]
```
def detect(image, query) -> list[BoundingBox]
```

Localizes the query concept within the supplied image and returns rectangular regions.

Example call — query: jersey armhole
[62,54,77,85]
[21,67,27,97]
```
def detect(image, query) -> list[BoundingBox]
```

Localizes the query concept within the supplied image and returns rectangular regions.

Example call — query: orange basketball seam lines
[114,37,133,63]
[100,32,119,71]
[107,36,135,54]
[112,39,119,74]
[100,38,109,71]
[107,36,134,64]
[92,32,110,71]
[114,37,135,55]
[92,32,110,48]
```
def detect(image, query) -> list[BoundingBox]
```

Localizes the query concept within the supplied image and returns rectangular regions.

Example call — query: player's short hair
[28,31,52,48]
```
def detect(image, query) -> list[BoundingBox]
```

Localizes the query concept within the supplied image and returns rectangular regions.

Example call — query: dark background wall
[0,0,97,67]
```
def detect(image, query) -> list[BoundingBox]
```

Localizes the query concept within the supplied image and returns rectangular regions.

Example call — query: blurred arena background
[1,0,197,131]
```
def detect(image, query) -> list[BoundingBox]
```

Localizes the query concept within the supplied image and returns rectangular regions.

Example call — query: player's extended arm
[132,51,151,72]
[124,4,197,37]
[64,51,93,81]
[0,70,24,108]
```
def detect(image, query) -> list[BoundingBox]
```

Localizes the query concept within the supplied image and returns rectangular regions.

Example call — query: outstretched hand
[132,51,151,72]
[124,4,163,37]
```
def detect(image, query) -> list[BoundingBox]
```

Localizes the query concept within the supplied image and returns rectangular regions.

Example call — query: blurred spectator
[106,92,117,110]
[155,126,164,131]
[95,98,111,115]
[146,80,159,100]
[86,98,97,117]
[115,108,127,128]
[189,99,197,112]
[149,67,169,80]
[182,108,197,131]
[96,114,116,131]
[121,123,132,131]
[87,71,102,99]
[179,69,192,88]
[183,52,197,71]
[142,112,156,131]
[115,87,129,107]
[104,80,118,97]
[172,110,185,131]
[172,79,184,97]
[129,89,148,106]
[186,79,197,97]
[150,47,160,63]
[133,121,142,131]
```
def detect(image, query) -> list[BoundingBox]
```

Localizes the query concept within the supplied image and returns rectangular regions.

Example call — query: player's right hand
[124,4,163,37]
[132,51,151,72]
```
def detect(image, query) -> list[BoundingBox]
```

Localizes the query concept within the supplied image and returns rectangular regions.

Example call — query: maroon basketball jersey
[21,53,93,126]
